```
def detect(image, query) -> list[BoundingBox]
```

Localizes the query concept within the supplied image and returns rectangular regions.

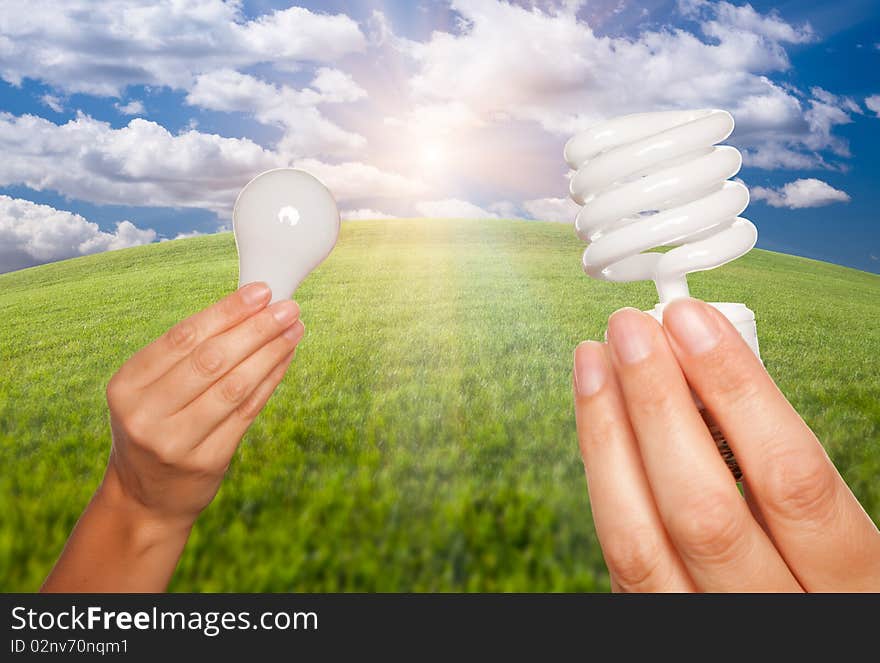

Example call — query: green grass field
[1,219,878,591]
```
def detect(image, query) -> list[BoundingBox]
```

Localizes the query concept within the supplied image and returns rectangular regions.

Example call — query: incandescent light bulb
[233,168,340,304]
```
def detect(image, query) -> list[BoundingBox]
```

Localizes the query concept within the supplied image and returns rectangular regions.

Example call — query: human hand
[102,282,303,532]
[573,298,880,592]
[41,282,303,592]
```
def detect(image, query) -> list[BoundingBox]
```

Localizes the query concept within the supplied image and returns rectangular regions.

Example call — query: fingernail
[271,300,298,325]
[663,298,721,355]
[283,321,304,341]
[573,341,607,397]
[607,308,654,364]
[241,282,271,306]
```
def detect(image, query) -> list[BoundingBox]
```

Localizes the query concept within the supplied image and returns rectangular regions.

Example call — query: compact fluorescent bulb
[564,109,759,480]
[233,168,340,304]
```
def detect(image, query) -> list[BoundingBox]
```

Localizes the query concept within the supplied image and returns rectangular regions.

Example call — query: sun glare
[420,142,447,170]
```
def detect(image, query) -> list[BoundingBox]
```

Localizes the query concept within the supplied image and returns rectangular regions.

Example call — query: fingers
[144,299,300,412]
[574,341,696,592]
[116,282,272,388]
[176,320,304,442]
[662,298,880,591]
[191,349,297,470]
[605,308,801,591]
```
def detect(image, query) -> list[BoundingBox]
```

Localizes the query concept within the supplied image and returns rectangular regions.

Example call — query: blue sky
[0,0,877,274]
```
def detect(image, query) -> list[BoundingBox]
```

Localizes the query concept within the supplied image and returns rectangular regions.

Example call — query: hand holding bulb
[43,283,304,592]
[566,109,758,478]
[572,300,880,592]
[43,168,339,592]
[566,110,880,591]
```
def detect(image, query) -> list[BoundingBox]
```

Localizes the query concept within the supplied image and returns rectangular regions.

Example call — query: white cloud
[2,3,370,166]
[866,95,880,118]
[397,0,851,170]
[169,230,205,240]
[310,68,368,104]
[0,0,869,238]
[0,112,277,215]
[810,87,861,114]
[801,87,860,158]
[0,111,426,224]
[186,68,366,158]
[0,112,423,217]
[522,197,579,222]
[385,102,484,135]
[40,94,64,113]
[293,158,425,201]
[341,208,399,221]
[0,1,366,96]
[238,4,366,64]
[115,100,145,116]
[681,0,815,44]
[751,178,851,208]
[367,9,394,47]
[0,195,155,272]
[414,199,499,219]
[487,200,520,218]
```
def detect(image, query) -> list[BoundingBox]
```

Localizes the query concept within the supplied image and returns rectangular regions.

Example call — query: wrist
[41,461,195,593]
[96,462,195,555]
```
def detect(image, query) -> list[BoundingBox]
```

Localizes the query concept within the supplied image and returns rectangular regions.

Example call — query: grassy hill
[1,218,878,592]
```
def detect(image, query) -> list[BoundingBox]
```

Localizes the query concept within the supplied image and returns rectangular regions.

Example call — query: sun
[419,141,447,171]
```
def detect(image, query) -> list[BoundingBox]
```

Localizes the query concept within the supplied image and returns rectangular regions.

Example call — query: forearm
[41,466,193,593]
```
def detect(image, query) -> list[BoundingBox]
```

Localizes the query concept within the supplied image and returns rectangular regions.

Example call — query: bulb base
[645,301,759,482]
[646,301,760,357]
[700,408,743,481]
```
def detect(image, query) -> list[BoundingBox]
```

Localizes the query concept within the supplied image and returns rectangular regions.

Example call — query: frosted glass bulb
[564,109,757,305]
[233,168,340,303]
[565,109,760,481]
